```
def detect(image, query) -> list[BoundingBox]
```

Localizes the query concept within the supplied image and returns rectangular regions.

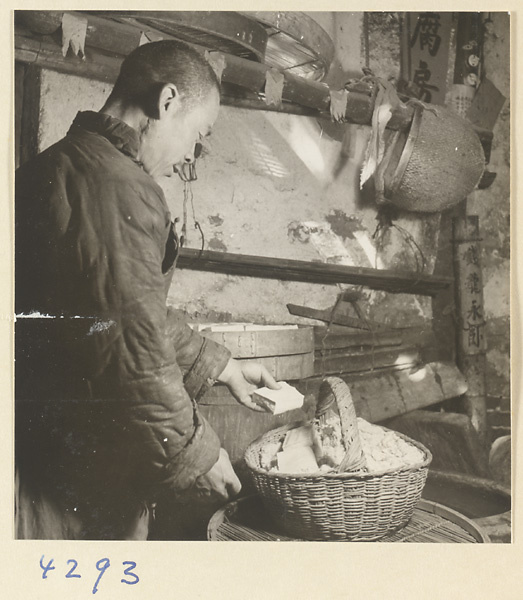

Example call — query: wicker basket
[244,421,432,541]
[382,105,485,213]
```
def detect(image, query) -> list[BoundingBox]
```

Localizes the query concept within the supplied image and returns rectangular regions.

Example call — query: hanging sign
[401,12,452,105]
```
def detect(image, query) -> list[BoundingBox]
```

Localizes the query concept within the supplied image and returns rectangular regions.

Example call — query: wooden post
[452,215,488,447]
[19,64,42,164]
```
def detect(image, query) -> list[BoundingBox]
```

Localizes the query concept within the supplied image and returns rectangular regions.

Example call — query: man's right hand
[191,448,241,504]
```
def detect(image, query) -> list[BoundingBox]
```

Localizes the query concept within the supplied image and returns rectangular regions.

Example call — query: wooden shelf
[177,248,452,296]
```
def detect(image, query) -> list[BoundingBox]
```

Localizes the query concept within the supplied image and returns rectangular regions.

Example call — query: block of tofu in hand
[252,381,304,415]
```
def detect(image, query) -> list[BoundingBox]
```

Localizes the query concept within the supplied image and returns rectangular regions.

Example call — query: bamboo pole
[14,9,495,158]
[452,215,488,447]
[14,11,415,130]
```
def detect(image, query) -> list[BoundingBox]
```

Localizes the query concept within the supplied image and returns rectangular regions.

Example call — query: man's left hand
[217,358,281,411]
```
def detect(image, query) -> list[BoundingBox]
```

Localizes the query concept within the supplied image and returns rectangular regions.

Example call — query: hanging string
[181,180,189,247]
[187,180,205,255]
[181,180,205,267]
[319,283,379,381]
[372,207,427,276]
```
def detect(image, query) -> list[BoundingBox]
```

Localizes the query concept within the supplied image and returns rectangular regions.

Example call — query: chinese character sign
[403,12,452,105]
[453,216,486,356]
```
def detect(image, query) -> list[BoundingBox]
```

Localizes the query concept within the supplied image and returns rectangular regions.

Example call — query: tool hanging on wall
[175,143,205,253]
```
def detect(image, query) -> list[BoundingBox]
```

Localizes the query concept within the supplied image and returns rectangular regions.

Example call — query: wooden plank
[239,353,314,380]
[202,362,467,415]
[15,33,121,84]
[200,325,314,358]
[15,62,25,169]
[296,361,468,423]
[315,327,403,349]
[452,216,488,447]
[287,303,387,330]
[19,63,42,163]
[16,10,143,57]
[466,77,506,131]
[313,346,421,376]
[176,248,452,296]
[314,325,436,350]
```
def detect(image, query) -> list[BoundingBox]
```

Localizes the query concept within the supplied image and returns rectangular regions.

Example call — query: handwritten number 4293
[40,556,139,594]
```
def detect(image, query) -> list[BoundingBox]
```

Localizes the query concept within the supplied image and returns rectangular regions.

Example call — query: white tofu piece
[282,424,315,449]
[252,382,304,415]
[244,324,298,331]
[277,445,319,474]
[208,323,250,332]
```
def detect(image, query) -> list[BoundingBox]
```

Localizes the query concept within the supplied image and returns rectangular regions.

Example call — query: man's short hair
[110,40,220,118]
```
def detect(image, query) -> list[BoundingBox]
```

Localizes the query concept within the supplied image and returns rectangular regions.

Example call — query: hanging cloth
[360,78,404,200]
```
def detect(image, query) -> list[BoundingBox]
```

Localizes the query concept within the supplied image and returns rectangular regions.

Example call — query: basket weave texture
[244,422,432,541]
[387,106,485,213]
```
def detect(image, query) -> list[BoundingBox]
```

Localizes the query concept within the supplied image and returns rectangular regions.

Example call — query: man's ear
[158,83,182,119]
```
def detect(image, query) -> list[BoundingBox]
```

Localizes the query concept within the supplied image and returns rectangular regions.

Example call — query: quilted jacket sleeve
[165,306,231,400]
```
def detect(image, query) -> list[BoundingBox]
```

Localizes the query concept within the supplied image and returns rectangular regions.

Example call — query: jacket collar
[69,111,141,160]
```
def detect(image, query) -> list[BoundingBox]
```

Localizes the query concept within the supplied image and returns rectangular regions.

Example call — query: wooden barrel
[199,324,314,380]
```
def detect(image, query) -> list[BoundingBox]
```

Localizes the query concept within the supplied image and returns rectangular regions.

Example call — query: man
[15,40,278,540]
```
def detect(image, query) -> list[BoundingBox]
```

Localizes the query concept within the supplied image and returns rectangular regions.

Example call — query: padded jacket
[15,111,230,506]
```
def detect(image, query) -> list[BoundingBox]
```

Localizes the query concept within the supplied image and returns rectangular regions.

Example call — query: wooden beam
[15,33,120,84]
[14,12,416,130]
[19,63,42,163]
[296,361,469,423]
[15,10,495,154]
[176,248,452,296]
[452,215,488,448]
[15,63,25,168]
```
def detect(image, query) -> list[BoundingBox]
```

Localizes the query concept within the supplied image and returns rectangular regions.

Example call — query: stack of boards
[197,322,314,381]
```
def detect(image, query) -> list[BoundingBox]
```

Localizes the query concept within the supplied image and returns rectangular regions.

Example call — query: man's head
[106,40,221,179]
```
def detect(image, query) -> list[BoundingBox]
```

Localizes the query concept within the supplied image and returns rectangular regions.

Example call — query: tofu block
[252,382,304,415]
[282,424,315,449]
[277,445,319,474]
[244,324,298,331]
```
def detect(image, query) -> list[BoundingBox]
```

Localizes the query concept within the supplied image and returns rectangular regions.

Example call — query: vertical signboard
[401,12,453,105]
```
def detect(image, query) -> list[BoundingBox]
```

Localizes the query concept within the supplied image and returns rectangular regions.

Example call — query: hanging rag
[360,79,404,201]
[264,68,285,107]
[139,30,164,46]
[205,51,227,82]
[329,89,349,122]
[61,13,88,59]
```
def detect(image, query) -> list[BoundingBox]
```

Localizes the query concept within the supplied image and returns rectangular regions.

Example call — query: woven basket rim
[244,420,433,480]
